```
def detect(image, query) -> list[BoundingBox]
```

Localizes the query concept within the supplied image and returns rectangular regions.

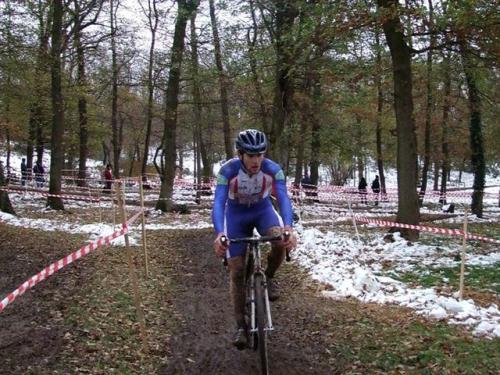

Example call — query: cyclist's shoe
[233,325,248,350]
[267,278,280,301]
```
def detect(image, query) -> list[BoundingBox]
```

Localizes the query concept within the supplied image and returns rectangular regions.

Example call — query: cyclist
[212,129,297,349]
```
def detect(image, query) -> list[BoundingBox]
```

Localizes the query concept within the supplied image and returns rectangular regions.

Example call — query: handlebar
[221,231,292,263]
[221,230,290,244]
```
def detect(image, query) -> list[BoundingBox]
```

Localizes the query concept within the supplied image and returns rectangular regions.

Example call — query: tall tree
[139,0,160,184]
[0,161,15,215]
[262,0,299,167]
[72,0,103,187]
[189,14,211,183]
[209,0,232,160]
[439,49,451,204]
[26,1,51,174]
[110,0,120,177]
[460,40,485,217]
[374,27,387,194]
[449,0,493,217]
[155,0,199,212]
[419,0,436,202]
[377,0,419,239]
[247,0,269,134]
[47,0,65,210]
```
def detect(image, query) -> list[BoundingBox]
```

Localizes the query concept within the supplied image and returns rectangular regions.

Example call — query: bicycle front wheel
[254,274,269,375]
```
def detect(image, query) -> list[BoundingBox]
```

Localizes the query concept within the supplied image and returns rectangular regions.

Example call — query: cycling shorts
[225,200,283,258]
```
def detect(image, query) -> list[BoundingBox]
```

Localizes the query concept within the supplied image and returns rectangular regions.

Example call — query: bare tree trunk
[433,160,439,191]
[268,0,298,168]
[377,0,419,240]
[102,140,111,166]
[110,0,120,178]
[0,161,15,215]
[355,116,364,180]
[47,0,64,210]
[3,3,14,174]
[156,0,199,212]
[5,129,11,173]
[294,100,309,185]
[27,109,36,175]
[374,28,387,195]
[247,0,269,134]
[190,14,211,182]
[460,40,485,217]
[440,50,451,204]
[192,131,198,184]
[419,0,436,203]
[309,79,322,187]
[128,143,139,177]
[26,3,49,175]
[74,0,89,187]
[209,0,232,160]
[141,0,159,183]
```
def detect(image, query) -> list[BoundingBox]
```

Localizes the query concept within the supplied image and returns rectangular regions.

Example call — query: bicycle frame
[246,240,274,336]
[223,233,290,336]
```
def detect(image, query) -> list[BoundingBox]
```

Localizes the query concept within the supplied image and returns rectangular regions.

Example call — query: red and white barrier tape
[0,209,143,313]
[354,216,500,244]
[1,187,101,202]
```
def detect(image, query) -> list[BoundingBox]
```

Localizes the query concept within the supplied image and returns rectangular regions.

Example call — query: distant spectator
[301,174,312,190]
[33,161,45,188]
[20,158,27,186]
[175,164,182,179]
[301,173,317,198]
[358,177,368,204]
[371,175,380,206]
[102,164,113,193]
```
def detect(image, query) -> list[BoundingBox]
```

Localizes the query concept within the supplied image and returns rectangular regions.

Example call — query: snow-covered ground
[294,225,499,338]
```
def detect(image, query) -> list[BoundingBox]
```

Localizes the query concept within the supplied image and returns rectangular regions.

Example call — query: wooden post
[112,190,116,227]
[459,207,468,300]
[115,182,149,353]
[139,178,149,277]
[347,198,362,243]
[98,197,102,223]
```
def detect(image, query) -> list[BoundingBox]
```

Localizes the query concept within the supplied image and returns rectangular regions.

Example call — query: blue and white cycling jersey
[211,158,293,257]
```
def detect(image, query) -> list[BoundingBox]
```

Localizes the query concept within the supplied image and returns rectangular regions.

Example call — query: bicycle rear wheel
[254,274,269,375]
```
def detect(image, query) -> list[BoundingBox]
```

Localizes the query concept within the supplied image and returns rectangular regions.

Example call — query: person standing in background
[33,161,45,188]
[371,175,380,206]
[20,158,27,186]
[358,177,368,204]
[103,164,113,193]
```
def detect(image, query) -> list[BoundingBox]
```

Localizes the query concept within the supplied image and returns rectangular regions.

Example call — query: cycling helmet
[235,129,267,154]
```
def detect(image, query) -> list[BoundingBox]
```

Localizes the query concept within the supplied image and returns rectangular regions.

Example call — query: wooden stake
[98,198,102,223]
[139,178,149,277]
[116,182,149,353]
[347,198,362,243]
[459,207,468,300]
[112,192,116,227]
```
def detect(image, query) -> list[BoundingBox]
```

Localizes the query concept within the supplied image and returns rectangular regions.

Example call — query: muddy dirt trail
[158,229,351,375]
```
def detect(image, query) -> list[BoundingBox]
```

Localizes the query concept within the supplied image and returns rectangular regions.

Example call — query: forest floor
[0,212,498,375]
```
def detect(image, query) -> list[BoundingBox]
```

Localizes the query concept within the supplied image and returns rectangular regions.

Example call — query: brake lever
[220,235,228,266]
[283,230,291,262]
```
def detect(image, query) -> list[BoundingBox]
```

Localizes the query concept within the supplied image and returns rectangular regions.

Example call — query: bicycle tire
[254,273,269,375]
[245,248,257,350]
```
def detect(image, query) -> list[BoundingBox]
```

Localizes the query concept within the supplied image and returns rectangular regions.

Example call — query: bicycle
[222,233,290,375]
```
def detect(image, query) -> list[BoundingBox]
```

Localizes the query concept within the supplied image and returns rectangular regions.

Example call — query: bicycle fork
[249,273,274,334]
